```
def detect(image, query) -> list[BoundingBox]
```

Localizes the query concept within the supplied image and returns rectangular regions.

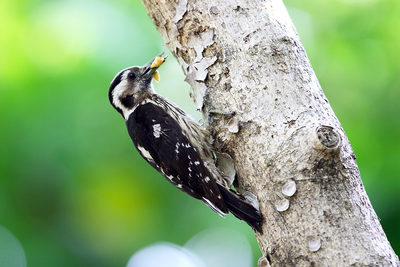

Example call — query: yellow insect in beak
[153,70,160,82]
[150,56,168,69]
[150,55,168,82]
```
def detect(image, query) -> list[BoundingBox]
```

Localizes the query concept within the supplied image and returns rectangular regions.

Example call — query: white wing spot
[165,175,174,181]
[194,161,200,165]
[137,146,152,161]
[175,142,180,154]
[177,184,183,188]
[153,124,162,138]
[204,176,211,182]
[202,197,226,217]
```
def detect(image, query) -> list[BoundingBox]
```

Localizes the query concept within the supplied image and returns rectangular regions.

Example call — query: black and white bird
[108,53,262,232]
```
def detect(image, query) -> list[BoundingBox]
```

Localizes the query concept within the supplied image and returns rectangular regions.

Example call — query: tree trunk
[140,0,400,266]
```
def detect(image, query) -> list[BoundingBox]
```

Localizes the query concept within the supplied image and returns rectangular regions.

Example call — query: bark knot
[314,125,341,151]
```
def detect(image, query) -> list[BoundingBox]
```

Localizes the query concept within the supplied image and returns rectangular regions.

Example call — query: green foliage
[0,0,399,265]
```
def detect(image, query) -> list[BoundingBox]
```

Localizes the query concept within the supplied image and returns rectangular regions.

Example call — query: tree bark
[140,0,400,266]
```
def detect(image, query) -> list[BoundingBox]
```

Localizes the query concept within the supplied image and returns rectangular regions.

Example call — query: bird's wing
[126,102,228,215]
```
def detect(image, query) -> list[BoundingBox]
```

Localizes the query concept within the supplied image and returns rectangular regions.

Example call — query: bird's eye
[128,72,136,79]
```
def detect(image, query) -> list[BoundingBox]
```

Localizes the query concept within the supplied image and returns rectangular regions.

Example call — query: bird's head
[109,53,168,119]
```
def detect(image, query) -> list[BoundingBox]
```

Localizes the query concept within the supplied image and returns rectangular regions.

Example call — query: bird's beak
[142,52,168,80]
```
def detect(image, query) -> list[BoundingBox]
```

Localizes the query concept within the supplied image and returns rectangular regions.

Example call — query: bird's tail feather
[217,184,263,233]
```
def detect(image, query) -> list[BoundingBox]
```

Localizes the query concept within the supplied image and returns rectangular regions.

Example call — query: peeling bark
[140,0,400,266]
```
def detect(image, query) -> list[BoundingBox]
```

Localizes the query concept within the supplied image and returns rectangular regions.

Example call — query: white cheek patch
[112,80,137,120]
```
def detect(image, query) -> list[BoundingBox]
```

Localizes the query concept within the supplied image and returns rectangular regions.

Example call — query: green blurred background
[0,0,399,266]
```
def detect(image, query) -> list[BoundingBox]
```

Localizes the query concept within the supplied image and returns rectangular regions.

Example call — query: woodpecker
[108,53,262,232]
